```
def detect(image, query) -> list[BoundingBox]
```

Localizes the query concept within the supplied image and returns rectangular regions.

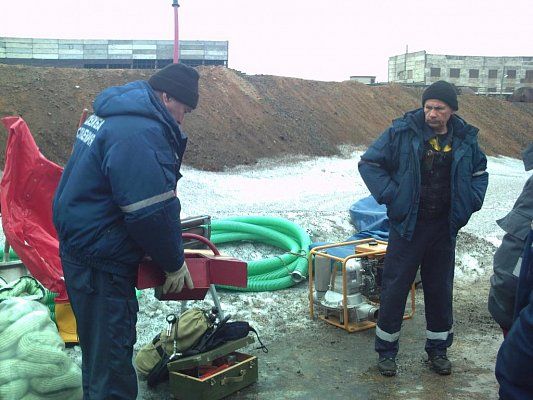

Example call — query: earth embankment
[0,64,531,170]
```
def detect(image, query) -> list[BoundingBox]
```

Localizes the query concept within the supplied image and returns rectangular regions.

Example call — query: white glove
[162,262,194,294]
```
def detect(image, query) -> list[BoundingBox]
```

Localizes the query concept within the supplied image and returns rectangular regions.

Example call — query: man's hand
[162,262,194,294]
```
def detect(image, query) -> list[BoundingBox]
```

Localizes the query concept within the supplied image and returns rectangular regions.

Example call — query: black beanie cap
[422,80,458,111]
[148,63,199,109]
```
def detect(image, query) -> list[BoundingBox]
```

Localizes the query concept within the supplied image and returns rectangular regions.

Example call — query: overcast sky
[2,0,532,82]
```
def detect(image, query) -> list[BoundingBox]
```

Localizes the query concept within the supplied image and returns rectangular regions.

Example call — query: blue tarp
[311,195,389,258]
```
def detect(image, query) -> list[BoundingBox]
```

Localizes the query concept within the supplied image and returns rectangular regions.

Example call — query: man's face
[162,93,192,124]
[424,99,453,134]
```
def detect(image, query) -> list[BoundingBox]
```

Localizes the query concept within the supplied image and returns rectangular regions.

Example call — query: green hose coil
[210,216,311,291]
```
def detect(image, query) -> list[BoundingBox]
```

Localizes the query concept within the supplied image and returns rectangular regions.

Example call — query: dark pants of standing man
[375,215,455,359]
[62,254,139,400]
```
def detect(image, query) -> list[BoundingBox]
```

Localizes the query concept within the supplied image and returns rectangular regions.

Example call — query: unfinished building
[388,50,533,95]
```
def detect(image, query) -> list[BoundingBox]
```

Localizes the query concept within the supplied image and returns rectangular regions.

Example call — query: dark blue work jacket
[53,81,187,276]
[358,108,488,241]
[496,224,533,400]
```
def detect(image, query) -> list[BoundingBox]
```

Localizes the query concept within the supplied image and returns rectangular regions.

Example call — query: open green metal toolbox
[167,336,258,400]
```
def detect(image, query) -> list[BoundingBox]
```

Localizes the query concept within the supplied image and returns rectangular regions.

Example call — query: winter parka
[496,223,533,400]
[53,81,187,276]
[358,108,488,241]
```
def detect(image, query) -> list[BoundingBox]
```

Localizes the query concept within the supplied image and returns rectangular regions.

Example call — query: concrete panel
[33,53,59,59]
[109,49,133,55]
[156,50,173,58]
[83,40,108,45]
[5,53,32,59]
[59,39,85,45]
[133,49,156,55]
[133,54,156,60]
[6,43,32,50]
[109,40,133,45]
[108,54,132,59]
[109,44,133,51]
[33,44,59,51]
[181,50,204,56]
[83,44,108,50]
[181,44,205,50]
[132,44,157,50]
[84,52,108,59]
[33,39,58,45]
[59,50,84,56]
[59,44,83,50]
[205,51,228,57]
[59,54,86,59]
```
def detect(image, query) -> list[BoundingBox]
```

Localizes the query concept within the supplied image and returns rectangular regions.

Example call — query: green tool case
[167,336,258,400]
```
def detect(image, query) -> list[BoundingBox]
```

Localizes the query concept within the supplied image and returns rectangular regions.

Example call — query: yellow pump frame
[308,238,416,332]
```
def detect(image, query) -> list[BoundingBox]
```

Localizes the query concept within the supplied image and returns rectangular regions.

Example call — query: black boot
[428,355,452,375]
[378,357,397,377]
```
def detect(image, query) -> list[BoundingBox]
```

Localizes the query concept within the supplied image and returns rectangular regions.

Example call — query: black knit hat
[148,63,199,109]
[422,80,458,111]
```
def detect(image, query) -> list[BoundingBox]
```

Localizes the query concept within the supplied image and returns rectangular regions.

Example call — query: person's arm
[358,127,398,205]
[103,128,185,275]
[469,141,489,211]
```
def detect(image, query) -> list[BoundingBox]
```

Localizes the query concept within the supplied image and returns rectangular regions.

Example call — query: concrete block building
[388,50,533,95]
[0,37,228,69]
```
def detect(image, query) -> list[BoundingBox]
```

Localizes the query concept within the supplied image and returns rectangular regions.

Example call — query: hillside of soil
[0,64,531,171]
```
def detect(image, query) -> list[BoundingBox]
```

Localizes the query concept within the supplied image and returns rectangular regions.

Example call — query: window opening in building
[469,69,479,78]
[133,60,156,69]
[507,69,516,79]
[157,60,173,69]
[108,63,131,69]
[407,70,413,79]
[505,87,514,93]
[430,67,440,77]
[488,69,498,79]
[449,68,460,78]
[488,87,497,92]
[525,70,533,81]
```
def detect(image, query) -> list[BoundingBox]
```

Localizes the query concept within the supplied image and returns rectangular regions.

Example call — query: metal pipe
[172,0,180,63]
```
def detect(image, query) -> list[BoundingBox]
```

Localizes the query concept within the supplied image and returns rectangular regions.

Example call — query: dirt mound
[0,64,531,171]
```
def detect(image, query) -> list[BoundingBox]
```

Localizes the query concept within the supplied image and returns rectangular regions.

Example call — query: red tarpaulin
[0,116,68,302]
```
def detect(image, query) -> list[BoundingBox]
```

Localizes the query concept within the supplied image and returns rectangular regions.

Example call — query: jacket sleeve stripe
[472,170,487,176]
[120,190,176,213]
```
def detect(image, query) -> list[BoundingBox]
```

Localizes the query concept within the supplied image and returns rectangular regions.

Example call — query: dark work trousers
[375,215,455,359]
[62,255,139,400]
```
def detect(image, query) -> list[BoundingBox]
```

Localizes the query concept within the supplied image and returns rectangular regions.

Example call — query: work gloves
[162,262,194,294]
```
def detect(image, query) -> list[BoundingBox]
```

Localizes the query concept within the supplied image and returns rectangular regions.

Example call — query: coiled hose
[210,216,311,291]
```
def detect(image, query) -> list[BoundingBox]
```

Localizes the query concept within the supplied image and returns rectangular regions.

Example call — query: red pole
[172,0,180,63]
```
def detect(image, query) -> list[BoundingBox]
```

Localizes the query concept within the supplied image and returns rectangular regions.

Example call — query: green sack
[135,307,211,377]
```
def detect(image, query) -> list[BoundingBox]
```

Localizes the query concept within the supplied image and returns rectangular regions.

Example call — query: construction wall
[0,37,228,69]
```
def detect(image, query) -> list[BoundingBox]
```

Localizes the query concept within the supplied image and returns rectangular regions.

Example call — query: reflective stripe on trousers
[375,215,455,358]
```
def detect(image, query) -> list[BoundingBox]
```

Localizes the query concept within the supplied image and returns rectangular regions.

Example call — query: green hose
[211,216,311,292]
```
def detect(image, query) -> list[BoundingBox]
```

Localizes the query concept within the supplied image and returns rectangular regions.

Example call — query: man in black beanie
[358,80,488,377]
[53,63,199,399]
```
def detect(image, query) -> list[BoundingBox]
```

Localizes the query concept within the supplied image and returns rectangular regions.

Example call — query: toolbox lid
[168,336,255,372]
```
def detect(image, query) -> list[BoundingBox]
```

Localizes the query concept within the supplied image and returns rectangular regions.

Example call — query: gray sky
[2,0,532,82]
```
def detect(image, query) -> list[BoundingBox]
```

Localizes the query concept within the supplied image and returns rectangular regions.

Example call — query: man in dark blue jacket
[495,222,533,399]
[488,144,533,337]
[53,63,199,399]
[358,81,488,377]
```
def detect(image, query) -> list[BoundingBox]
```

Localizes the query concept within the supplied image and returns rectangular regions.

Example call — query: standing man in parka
[358,81,488,377]
[53,63,198,399]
